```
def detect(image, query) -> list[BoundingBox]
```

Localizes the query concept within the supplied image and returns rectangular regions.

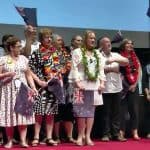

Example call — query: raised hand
[24,25,37,40]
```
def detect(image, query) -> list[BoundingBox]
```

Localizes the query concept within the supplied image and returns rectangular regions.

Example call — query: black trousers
[102,92,121,137]
[120,88,139,131]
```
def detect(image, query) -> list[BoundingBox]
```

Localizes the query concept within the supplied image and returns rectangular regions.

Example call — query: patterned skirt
[73,90,96,118]
[33,87,58,115]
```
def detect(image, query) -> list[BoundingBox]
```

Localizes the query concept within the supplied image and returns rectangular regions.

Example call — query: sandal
[31,138,39,147]
[46,138,58,146]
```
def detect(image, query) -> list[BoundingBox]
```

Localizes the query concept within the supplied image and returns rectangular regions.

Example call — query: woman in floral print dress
[29,28,66,146]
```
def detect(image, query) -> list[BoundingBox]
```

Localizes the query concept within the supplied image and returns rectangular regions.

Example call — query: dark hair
[71,35,82,47]
[6,36,20,52]
[0,34,14,48]
[71,35,82,42]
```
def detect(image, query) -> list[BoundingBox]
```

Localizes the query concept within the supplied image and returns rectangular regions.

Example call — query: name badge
[15,79,21,89]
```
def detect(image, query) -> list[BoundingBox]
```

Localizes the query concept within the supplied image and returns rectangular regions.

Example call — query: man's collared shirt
[101,51,123,93]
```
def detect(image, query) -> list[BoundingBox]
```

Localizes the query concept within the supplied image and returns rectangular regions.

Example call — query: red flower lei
[40,45,56,60]
[120,50,139,84]
[40,46,56,54]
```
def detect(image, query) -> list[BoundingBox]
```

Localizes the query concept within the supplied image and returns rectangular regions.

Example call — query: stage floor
[0,139,149,150]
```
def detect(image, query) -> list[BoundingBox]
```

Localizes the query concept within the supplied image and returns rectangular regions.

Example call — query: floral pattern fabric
[28,47,71,115]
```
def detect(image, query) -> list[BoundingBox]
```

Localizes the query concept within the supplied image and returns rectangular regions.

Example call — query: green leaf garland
[81,48,100,81]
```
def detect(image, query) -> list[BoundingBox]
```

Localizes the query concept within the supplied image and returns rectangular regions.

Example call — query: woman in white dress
[69,30,105,146]
[0,36,36,148]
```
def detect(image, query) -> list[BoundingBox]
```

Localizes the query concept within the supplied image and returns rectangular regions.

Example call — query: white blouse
[69,48,106,90]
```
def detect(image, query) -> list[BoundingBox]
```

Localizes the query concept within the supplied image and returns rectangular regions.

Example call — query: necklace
[40,46,56,54]
[6,55,19,68]
[81,48,100,81]
[120,50,139,84]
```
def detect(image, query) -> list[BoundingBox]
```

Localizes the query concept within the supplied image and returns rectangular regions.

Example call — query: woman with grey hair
[52,34,75,143]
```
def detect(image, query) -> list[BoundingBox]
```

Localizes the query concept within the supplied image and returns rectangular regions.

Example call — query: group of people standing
[0,25,149,148]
